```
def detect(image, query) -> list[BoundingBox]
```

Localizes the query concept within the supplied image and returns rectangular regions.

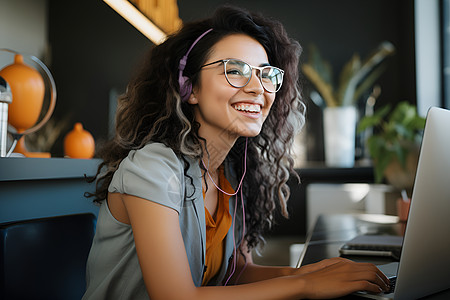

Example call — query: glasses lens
[223,59,283,92]
[261,67,283,92]
[224,60,251,88]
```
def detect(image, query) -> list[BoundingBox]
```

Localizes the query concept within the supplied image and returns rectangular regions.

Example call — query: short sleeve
[108,143,184,213]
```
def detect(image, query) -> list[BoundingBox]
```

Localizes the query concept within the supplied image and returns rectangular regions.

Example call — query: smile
[232,103,261,113]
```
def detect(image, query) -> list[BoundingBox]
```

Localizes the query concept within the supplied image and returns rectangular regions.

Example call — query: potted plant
[302,41,396,108]
[357,101,426,192]
[302,41,395,167]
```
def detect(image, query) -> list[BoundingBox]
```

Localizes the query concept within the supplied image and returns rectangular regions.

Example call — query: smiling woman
[82,5,391,300]
[189,34,276,141]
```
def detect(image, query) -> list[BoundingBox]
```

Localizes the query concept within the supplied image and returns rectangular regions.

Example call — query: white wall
[0,0,48,66]
[306,183,397,232]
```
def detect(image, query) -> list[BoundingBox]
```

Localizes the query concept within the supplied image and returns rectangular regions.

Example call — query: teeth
[233,104,261,113]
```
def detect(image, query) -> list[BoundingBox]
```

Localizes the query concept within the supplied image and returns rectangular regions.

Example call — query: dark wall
[48,0,151,155]
[48,0,415,160]
[178,0,416,161]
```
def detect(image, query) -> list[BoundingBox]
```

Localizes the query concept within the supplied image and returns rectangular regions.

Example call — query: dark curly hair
[89,5,305,251]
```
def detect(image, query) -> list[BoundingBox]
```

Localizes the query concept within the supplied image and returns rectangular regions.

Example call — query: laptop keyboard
[386,276,397,294]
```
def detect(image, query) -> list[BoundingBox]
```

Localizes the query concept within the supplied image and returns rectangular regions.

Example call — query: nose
[243,69,264,95]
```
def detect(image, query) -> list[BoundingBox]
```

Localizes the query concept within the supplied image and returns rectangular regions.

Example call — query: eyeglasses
[201,59,284,93]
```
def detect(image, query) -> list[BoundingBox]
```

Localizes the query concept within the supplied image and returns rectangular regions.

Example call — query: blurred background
[1,0,434,160]
[1,0,449,266]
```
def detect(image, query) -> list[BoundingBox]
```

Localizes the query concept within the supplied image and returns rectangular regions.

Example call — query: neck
[200,131,237,172]
[202,137,248,197]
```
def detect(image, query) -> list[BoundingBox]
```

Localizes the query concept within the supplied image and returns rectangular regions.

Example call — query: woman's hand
[296,258,391,299]
[295,257,352,275]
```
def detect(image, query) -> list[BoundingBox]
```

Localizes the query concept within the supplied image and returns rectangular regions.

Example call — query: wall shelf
[0,157,101,223]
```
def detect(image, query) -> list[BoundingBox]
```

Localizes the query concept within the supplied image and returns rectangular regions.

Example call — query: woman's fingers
[299,259,391,298]
[352,270,390,292]
[347,280,385,294]
[297,257,352,274]
[332,261,390,292]
[355,262,391,289]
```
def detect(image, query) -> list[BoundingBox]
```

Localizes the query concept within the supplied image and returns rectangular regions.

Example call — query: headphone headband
[178,28,213,102]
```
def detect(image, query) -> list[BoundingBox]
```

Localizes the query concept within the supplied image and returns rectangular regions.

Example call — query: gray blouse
[82,143,242,300]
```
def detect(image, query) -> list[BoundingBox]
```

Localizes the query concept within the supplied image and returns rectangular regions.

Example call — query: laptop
[339,234,403,260]
[356,107,450,299]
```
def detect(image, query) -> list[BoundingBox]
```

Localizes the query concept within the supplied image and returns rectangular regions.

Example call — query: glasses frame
[201,59,284,93]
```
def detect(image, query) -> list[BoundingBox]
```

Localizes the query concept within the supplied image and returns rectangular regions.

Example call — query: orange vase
[0,54,49,157]
[64,123,95,159]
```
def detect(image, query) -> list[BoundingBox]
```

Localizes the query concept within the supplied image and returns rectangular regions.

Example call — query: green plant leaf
[340,42,395,106]
[302,41,395,107]
[360,101,425,185]
[368,136,394,183]
[308,44,334,86]
[336,54,360,106]
[302,64,338,107]
[357,104,390,132]
[353,63,388,103]
[392,142,407,167]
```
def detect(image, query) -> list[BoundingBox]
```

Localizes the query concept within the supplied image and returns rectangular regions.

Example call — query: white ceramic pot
[323,106,357,167]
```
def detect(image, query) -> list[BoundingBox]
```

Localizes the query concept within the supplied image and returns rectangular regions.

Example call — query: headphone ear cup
[179,75,192,102]
[177,28,213,102]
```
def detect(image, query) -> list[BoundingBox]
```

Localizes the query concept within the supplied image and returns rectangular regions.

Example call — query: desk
[298,214,450,299]
[298,213,402,267]
[272,166,374,237]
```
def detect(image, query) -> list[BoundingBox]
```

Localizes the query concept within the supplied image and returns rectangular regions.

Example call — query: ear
[187,90,198,104]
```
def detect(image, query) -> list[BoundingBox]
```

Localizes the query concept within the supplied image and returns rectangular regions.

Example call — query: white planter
[323,106,357,167]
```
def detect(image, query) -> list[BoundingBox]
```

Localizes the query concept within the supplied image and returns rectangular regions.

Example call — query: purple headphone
[178,28,213,102]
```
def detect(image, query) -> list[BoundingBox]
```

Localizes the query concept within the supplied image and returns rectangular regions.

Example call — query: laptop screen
[394,107,450,299]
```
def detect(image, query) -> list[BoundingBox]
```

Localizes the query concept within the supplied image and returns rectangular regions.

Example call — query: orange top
[201,165,234,285]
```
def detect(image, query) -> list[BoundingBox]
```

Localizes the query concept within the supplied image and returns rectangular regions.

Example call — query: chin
[238,126,262,137]
[225,117,265,138]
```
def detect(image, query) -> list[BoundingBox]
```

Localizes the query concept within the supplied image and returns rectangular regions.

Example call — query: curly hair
[89,5,305,250]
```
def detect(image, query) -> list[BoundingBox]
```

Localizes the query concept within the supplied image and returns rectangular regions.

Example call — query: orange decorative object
[0,53,51,157]
[1,54,45,129]
[64,123,95,159]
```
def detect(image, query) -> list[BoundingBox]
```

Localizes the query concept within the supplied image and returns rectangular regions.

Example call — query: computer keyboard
[386,276,397,294]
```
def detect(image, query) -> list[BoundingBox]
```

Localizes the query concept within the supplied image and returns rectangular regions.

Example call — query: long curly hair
[89,5,305,250]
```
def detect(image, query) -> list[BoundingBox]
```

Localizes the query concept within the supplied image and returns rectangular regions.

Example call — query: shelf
[0,157,101,181]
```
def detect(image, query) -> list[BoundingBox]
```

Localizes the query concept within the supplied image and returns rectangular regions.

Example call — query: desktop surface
[299,213,402,267]
[299,214,450,299]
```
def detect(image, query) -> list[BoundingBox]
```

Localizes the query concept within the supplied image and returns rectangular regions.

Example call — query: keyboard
[386,276,397,294]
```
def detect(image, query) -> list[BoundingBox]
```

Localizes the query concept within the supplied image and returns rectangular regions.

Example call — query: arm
[123,194,390,300]
[228,241,363,284]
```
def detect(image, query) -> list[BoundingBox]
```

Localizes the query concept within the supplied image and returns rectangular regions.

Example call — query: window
[415,0,443,115]
[442,0,450,108]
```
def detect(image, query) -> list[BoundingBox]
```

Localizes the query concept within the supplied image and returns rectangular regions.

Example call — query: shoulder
[109,142,187,211]
[121,142,184,174]
[129,142,181,166]
[119,143,184,182]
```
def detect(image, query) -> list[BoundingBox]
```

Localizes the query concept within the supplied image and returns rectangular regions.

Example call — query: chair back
[0,213,96,300]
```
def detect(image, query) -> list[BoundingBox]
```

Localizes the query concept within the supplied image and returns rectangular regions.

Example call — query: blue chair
[0,213,96,300]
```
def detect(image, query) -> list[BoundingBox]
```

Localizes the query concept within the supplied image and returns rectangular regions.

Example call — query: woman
[83,6,390,299]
